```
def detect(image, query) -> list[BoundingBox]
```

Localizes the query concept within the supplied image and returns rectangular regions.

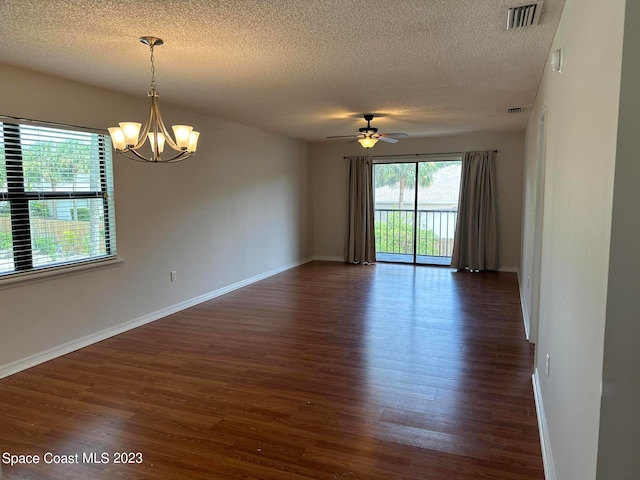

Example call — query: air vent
[507,107,523,113]
[506,1,543,30]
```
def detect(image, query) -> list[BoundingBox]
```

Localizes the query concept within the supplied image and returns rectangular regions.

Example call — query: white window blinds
[0,119,116,277]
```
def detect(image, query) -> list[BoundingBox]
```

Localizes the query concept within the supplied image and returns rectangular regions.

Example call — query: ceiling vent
[507,107,523,113]
[506,1,543,30]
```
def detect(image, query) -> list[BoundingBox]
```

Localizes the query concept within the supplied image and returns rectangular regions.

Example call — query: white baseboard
[499,266,519,273]
[532,369,556,480]
[0,257,313,380]
[312,255,344,262]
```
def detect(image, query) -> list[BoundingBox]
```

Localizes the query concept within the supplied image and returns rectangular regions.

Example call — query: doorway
[373,159,462,266]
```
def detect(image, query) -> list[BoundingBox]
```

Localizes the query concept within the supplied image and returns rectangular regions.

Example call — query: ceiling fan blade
[326,135,359,139]
[380,133,409,139]
[377,136,399,143]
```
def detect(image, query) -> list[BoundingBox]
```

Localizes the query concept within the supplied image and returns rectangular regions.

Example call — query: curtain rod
[343,150,498,159]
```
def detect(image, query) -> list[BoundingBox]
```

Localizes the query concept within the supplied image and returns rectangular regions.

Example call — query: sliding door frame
[373,153,463,266]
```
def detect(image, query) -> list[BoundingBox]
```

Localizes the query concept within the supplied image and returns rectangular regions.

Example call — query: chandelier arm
[152,95,181,152]
[131,95,155,151]
[163,151,194,163]
[124,147,155,162]
[115,148,192,163]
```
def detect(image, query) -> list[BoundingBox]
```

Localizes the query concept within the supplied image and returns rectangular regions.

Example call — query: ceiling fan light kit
[108,37,200,163]
[327,114,408,150]
[358,137,378,149]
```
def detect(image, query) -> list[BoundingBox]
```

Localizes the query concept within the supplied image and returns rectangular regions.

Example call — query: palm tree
[22,139,91,218]
[375,162,446,209]
[23,140,89,191]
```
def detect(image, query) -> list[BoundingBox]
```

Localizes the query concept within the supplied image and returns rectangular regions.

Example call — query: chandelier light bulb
[172,125,193,149]
[119,122,142,146]
[108,127,126,150]
[188,131,200,153]
[148,132,166,155]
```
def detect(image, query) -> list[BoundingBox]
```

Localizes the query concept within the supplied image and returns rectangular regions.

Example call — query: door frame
[528,106,547,344]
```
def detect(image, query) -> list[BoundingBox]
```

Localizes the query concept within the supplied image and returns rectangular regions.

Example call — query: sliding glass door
[373,158,462,266]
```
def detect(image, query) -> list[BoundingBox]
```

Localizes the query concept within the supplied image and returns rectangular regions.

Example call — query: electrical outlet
[170,271,177,282]
[545,353,550,376]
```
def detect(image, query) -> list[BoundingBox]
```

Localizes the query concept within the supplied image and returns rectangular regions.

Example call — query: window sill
[0,257,124,290]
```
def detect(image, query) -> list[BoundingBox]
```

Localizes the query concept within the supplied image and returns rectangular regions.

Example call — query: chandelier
[108,37,200,163]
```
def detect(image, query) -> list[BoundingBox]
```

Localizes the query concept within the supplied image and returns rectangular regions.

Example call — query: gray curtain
[451,150,499,271]
[345,155,376,264]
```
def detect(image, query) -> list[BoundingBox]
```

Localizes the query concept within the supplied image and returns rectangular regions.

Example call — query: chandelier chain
[150,44,157,92]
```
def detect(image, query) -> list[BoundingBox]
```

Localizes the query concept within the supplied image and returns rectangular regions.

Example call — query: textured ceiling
[0,0,565,142]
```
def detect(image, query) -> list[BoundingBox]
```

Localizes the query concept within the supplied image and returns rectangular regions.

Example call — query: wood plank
[0,261,543,479]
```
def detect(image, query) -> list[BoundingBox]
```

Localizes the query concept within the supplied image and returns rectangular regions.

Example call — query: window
[0,118,116,279]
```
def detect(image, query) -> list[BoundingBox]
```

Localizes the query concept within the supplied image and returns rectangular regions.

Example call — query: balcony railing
[374,209,458,258]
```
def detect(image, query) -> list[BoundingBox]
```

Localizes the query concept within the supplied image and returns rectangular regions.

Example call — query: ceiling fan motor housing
[360,114,377,135]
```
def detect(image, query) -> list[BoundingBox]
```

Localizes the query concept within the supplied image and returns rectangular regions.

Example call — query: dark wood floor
[0,261,543,479]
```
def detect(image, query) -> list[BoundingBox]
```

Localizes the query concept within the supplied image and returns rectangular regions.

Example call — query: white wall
[520,0,626,478]
[596,1,640,478]
[0,63,312,374]
[310,132,524,270]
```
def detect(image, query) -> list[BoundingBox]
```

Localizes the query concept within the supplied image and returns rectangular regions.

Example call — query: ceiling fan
[327,114,408,149]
